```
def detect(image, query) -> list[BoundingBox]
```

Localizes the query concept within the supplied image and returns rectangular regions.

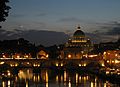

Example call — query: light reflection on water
[0,68,118,87]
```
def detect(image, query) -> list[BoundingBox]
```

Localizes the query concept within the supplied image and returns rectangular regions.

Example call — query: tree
[0,0,11,28]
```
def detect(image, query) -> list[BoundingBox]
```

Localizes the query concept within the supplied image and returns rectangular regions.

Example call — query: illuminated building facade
[12,53,32,59]
[61,26,93,59]
[37,50,49,59]
[103,50,120,59]
[103,50,120,66]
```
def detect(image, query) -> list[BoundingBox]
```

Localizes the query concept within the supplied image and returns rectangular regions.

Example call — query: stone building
[37,50,49,59]
[61,26,93,59]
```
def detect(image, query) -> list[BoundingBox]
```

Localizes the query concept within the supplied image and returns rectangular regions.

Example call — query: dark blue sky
[1,0,120,32]
[0,0,120,44]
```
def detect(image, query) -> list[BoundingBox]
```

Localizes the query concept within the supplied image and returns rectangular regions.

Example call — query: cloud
[86,32,119,43]
[99,21,120,35]
[90,21,120,42]
[0,28,6,33]
[0,29,69,46]
[85,33,102,43]
[106,27,120,35]
[32,21,46,28]
[58,17,82,23]
[13,29,24,33]
[20,30,69,46]
[0,29,14,40]
[1,20,120,45]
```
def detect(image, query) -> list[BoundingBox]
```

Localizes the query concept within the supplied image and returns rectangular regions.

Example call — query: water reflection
[18,69,33,80]
[0,68,119,87]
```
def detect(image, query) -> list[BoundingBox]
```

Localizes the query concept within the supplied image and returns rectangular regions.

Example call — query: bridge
[0,58,105,69]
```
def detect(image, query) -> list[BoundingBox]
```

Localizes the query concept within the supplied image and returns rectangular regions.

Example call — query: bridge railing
[0,58,36,60]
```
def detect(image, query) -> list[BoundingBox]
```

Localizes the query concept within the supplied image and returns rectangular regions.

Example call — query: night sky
[0,0,120,46]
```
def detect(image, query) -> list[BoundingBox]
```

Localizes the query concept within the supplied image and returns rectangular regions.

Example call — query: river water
[0,68,119,87]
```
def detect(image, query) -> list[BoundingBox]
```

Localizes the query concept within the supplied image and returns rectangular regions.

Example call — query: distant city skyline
[0,0,120,45]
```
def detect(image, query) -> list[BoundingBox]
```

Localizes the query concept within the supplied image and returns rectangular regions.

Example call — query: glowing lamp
[3,55,6,58]
[25,55,29,58]
[56,63,58,66]
[115,54,118,57]
[15,64,18,66]
[115,59,119,64]
[61,63,63,66]
[101,63,105,67]
[46,54,49,58]
[83,63,86,66]
[17,55,20,58]
[106,71,109,75]
[107,60,109,63]
[103,52,106,55]
[68,54,71,58]
[79,64,81,66]
[0,62,4,65]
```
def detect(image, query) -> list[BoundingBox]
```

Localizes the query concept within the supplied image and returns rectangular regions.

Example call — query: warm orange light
[10,63,18,67]
[61,63,63,66]
[2,81,5,87]
[79,64,81,66]
[27,62,29,65]
[56,75,58,82]
[17,55,20,58]
[115,54,118,57]
[25,55,29,58]
[10,64,13,67]
[37,64,40,67]
[68,54,71,58]
[83,63,86,66]
[7,70,11,76]
[8,80,10,86]
[107,60,109,63]
[56,63,58,66]
[46,54,49,58]
[3,55,6,58]
[76,73,78,84]
[33,64,36,67]
[115,59,119,63]
[111,60,114,63]
[108,52,110,55]
[101,63,105,67]
[88,55,98,58]
[103,52,106,55]
[33,64,40,67]
[15,63,18,66]
[106,71,109,75]
[0,62,4,65]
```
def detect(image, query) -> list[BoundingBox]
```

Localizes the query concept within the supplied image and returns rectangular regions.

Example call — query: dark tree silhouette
[0,0,11,28]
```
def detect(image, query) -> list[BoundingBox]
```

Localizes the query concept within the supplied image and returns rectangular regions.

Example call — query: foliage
[0,0,11,27]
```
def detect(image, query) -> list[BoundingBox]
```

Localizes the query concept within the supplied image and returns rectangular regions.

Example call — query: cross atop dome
[74,25,85,37]
[77,24,81,30]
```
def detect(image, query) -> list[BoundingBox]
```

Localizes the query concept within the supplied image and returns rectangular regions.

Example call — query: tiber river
[0,68,119,87]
